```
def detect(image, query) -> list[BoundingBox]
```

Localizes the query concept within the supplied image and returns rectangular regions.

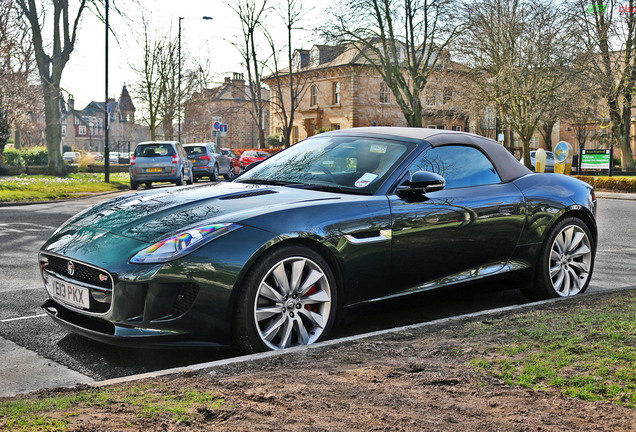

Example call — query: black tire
[175,170,184,186]
[130,180,139,190]
[145,182,152,188]
[233,245,338,354]
[224,166,235,180]
[193,176,199,183]
[186,170,194,185]
[531,216,595,299]
[210,164,219,182]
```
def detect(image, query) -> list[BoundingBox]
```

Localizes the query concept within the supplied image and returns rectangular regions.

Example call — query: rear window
[135,144,176,157]
[185,146,207,156]
[222,149,238,158]
[243,151,257,157]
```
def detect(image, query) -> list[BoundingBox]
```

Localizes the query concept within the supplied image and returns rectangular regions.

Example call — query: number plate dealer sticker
[47,275,90,309]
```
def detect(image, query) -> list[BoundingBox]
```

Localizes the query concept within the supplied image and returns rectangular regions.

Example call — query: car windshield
[238,135,412,194]
[135,144,175,157]
[185,146,207,156]
[243,151,257,157]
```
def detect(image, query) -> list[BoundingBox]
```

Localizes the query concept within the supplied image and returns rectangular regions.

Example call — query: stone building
[60,85,148,153]
[264,44,471,144]
[183,73,270,149]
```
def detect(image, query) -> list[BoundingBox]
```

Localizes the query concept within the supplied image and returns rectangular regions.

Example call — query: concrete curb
[595,191,636,201]
[92,285,636,389]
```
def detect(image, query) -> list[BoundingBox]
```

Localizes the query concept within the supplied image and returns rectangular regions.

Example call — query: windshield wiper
[287,183,372,195]
[236,178,301,186]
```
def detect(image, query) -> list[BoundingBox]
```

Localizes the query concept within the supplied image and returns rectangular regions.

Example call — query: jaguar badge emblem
[67,261,75,276]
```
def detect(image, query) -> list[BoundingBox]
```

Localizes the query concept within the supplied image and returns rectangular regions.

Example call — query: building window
[443,87,453,105]
[380,82,391,104]
[332,123,341,130]
[451,125,463,131]
[61,125,66,136]
[531,136,540,148]
[78,125,86,135]
[332,82,340,105]
[436,125,445,130]
[310,47,320,66]
[311,84,318,106]
[293,52,301,70]
[293,126,299,144]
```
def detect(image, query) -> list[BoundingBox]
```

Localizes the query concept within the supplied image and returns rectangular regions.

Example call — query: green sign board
[581,149,611,170]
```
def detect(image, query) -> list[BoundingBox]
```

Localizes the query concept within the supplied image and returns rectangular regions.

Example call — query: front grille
[44,254,112,289]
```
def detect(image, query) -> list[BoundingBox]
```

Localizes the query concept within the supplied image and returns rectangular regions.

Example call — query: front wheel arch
[230,238,343,353]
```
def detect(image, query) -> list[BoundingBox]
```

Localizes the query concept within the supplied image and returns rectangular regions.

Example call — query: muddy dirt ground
[8,290,636,432]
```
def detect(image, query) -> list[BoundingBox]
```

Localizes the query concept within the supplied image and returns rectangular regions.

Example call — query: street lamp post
[178,16,212,143]
[104,0,110,182]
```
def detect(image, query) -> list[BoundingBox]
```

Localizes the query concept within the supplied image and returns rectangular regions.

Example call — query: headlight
[130,223,242,264]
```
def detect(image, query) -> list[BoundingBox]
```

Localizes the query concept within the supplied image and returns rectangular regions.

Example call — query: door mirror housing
[397,171,446,196]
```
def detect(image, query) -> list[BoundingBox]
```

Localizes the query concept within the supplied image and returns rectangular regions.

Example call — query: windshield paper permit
[370,144,387,154]
[354,172,379,188]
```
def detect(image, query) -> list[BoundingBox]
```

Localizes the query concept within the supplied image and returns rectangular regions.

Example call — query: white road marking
[1,314,47,323]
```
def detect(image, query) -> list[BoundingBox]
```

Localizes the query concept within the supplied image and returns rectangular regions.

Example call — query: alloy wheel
[253,256,332,350]
[548,225,592,297]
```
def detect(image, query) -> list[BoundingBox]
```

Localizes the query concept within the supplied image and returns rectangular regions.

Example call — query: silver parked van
[129,141,193,189]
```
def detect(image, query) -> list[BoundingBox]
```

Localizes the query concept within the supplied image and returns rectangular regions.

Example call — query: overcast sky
[61,0,330,108]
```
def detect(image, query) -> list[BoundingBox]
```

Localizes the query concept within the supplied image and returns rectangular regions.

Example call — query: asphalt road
[0,188,634,394]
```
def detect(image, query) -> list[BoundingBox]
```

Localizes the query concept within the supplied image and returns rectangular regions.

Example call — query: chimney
[224,76,231,83]
[231,72,245,99]
[68,97,75,111]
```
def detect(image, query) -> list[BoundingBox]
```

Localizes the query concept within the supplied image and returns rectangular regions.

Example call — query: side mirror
[397,171,446,196]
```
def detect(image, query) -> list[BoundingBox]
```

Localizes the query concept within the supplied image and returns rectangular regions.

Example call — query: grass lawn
[0,173,131,202]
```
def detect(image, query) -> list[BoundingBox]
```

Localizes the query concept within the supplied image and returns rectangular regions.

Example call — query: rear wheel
[224,166,235,180]
[186,170,194,185]
[233,245,337,353]
[532,217,594,299]
[175,170,184,186]
[210,164,219,182]
[130,180,139,190]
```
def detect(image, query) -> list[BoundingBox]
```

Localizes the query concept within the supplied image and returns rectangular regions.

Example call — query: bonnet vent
[219,189,278,200]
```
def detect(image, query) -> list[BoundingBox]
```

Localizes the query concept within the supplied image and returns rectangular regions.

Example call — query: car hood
[59,182,347,243]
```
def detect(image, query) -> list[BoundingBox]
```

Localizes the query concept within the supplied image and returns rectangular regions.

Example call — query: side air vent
[219,189,277,200]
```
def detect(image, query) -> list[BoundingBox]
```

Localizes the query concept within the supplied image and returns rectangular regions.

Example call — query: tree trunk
[42,83,65,175]
[14,127,21,149]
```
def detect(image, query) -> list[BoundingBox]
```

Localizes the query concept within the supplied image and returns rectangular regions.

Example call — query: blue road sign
[220,124,228,132]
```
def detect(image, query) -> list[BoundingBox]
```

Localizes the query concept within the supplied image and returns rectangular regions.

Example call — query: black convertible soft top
[329,127,532,183]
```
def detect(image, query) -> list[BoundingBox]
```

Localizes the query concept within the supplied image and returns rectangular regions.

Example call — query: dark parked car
[39,128,596,353]
[239,150,270,168]
[183,143,235,181]
[129,141,193,189]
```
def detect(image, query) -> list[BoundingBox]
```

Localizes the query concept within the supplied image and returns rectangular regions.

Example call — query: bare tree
[325,0,460,127]
[459,0,584,169]
[229,0,270,149]
[0,0,41,152]
[265,0,309,148]
[14,0,92,175]
[573,0,636,170]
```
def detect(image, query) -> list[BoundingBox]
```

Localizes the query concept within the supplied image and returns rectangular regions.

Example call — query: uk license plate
[146,168,162,173]
[190,159,196,163]
[47,274,90,309]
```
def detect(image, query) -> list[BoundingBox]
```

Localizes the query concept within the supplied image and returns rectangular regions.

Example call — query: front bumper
[39,225,280,348]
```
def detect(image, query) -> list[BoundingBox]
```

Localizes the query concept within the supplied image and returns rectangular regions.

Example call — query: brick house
[264,44,471,144]
[183,73,270,149]
[60,85,148,153]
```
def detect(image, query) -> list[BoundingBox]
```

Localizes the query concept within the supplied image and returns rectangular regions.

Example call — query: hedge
[574,175,636,193]
[1,146,48,166]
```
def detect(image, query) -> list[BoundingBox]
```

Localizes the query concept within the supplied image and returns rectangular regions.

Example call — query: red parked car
[239,150,271,169]
[221,148,242,175]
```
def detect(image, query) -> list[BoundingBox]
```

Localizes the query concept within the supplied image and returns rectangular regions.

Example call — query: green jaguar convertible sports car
[39,127,597,353]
